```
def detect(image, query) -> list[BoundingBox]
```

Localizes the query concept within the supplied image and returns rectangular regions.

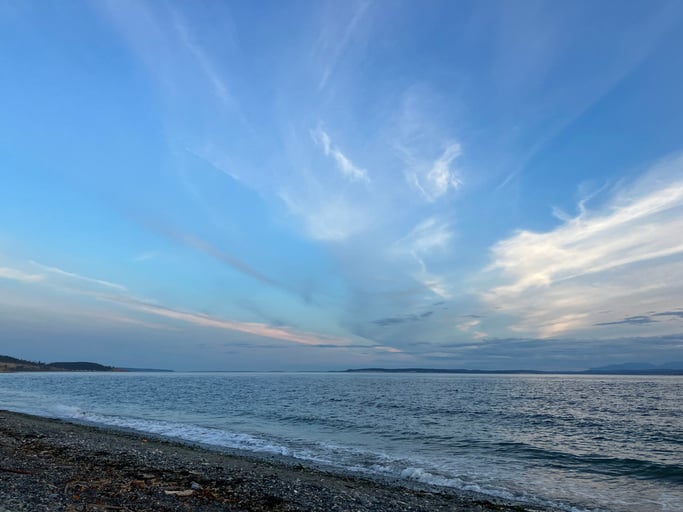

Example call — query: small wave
[494,441,683,483]
[400,467,471,490]
[51,405,293,456]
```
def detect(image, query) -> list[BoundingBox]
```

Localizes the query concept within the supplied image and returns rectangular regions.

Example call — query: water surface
[1,372,681,511]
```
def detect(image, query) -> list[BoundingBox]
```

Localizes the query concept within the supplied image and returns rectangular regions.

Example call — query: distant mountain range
[345,362,683,375]
[0,355,172,373]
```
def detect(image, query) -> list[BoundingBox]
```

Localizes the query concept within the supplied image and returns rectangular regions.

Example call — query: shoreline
[0,409,554,511]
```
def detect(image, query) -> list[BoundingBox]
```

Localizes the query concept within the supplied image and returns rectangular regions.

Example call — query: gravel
[0,410,553,512]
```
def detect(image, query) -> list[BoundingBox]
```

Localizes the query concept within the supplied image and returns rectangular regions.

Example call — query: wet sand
[0,410,552,511]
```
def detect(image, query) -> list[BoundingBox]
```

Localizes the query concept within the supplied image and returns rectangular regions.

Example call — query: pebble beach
[0,410,550,512]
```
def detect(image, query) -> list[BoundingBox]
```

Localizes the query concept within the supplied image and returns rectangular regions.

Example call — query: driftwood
[0,466,34,475]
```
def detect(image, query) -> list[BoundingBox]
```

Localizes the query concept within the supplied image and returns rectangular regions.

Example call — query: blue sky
[2,0,683,370]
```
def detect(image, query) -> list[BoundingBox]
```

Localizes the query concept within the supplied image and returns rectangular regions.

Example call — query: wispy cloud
[392,217,454,298]
[457,318,480,331]
[88,312,178,331]
[29,261,126,291]
[406,143,462,202]
[652,310,683,319]
[594,315,656,326]
[186,146,241,182]
[312,127,369,183]
[171,11,233,108]
[456,317,488,340]
[409,333,683,371]
[105,295,353,347]
[372,345,403,354]
[482,154,683,337]
[133,251,157,262]
[6,254,357,349]
[279,191,369,242]
[138,220,291,293]
[372,310,433,327]
[391,86,464,203]
[316,1,371,91]
[491,1,681,190]
[394,217,452,255]
[0,267,44,283]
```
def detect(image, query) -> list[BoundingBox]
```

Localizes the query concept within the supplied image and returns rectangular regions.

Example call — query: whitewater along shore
[0,410,553,512]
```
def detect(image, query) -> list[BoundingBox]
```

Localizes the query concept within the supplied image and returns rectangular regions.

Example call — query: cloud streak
[372,310,433,327]
[594,315,656,326]
[105,295,354,347]
[29,261,126,291]
[138,220,291,294]
[171,11,233,108]
[316,1,370,91]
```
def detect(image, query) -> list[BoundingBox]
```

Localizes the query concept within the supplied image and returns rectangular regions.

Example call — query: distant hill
[585,361,683,374]
[49,361,117,372]
[0,355,121,373]
[658,361,683,370]
[584,362,657,373]
[0,355,51,372]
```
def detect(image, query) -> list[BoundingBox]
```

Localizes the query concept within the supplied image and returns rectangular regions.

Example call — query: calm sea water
[0,372,681,511]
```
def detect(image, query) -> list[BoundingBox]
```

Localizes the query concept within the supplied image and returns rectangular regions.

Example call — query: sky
[1,0,683,371]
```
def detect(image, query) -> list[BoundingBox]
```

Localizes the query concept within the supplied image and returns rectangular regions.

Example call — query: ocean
[0,372,680,511]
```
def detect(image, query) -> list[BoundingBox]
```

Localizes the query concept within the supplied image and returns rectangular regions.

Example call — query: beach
[0,410,548,512]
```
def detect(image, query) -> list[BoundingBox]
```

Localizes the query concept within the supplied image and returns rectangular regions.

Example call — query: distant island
[0,355,172,373]
[344,362,683,376]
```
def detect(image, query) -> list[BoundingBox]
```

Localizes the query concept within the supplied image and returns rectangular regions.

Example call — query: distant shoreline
[3,352,681,375]
[0,354,172,373]
[343,367,683,376]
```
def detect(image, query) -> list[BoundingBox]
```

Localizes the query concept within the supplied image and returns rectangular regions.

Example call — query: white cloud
[482,154,683,338]
[331,147,368,182]
[312,127,369,183]
[275,126,378,243]
[458,318,480,331]
[373,345,403,353]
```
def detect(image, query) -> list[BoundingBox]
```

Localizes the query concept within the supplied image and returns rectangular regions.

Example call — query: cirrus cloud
[482,154,683,338]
